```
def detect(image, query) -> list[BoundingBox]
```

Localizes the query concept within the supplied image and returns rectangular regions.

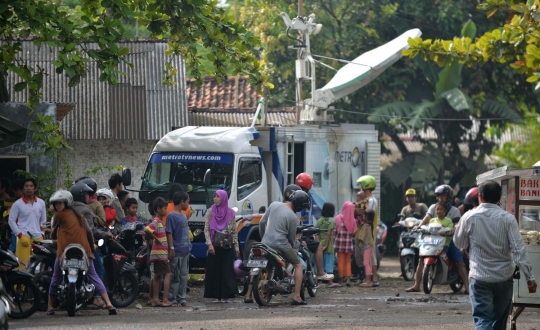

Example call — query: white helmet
[96,188,114,206]
[49,190,74,207]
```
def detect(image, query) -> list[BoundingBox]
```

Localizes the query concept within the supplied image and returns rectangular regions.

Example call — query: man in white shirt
[8,178,46,269]
[454,180,536,330]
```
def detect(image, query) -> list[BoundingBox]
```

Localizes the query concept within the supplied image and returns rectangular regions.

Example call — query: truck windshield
[140,152,234,204]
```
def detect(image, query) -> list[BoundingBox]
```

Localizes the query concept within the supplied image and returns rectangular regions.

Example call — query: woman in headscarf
[203,190,239,302]
[334,201,358,286]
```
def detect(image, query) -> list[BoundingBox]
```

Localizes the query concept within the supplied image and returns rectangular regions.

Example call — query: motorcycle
[119,222,146,263]
[0,243,40,319]
[375,222,388,269]
[0,279,11,330]
[26,237,57,312]
[394,213,423,281]
[99,237,139,308]
[55,243,96,316]
[134,243,152,296]
[417,223,463,294]
[298,225,320,298]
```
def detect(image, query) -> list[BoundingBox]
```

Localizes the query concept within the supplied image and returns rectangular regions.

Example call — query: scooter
[417,223,463,294]
[394,213,422,281]
[375,222,388,269]
[0,279,10,330]
[298,225,320,298]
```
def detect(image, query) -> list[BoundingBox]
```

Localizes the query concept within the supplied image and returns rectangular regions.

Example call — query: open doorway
[0,156,29,183]
[293,142,305,179]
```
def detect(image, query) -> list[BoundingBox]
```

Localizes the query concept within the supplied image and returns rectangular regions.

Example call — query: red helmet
[464,187,479,206]
[295,172,313,191]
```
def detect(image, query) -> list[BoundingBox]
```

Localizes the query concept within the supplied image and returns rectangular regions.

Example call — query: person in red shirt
[96,188,116,230]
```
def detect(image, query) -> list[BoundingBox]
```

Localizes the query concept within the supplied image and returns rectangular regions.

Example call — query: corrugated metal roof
[189,111,297,127]
[7,41,187,140]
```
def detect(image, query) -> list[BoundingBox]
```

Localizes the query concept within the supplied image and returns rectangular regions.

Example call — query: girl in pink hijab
[333,201,358,285]
[204,190,239,302]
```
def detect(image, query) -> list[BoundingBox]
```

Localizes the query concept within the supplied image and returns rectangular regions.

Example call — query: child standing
[334,201,357,285]
[144,197,173,307]
[121,198,141,226]
[316,202,337,287]
[166,192,191,307]
[357,209,375,287]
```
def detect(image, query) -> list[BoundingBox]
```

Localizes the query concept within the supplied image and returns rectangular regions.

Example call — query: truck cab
[138,126,267,271]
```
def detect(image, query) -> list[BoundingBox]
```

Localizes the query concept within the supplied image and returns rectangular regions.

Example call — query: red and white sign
[519,178,540,201]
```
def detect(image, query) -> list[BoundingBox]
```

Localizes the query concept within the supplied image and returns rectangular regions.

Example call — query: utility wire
[282,99,538,122]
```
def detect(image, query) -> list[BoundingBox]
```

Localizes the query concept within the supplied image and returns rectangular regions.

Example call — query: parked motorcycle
[0,243,40,319]
[119,222,146,263]
[99,237,139,308]
[134,244,152,296]
[26,237,57,312]
[0,279,10,330]
[298,225,319,298]
[56,243,97,316]
[375,222,388,269]
[417,223,463,294]
[394,213,423,281]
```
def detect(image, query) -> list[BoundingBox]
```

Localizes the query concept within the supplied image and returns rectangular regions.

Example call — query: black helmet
[283,184,302,202]
[75,176,97,195]
[290,190,311,213]
[434,184,453,200]
[70,182,94,203]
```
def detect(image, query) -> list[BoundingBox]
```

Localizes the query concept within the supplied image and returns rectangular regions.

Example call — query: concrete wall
[0,102,56,185]
[60,139,157,202]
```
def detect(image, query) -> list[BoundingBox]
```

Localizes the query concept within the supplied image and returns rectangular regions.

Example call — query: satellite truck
[123,11,421,270]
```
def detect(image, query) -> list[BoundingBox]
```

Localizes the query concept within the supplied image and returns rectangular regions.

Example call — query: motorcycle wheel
[237,275,249,296]
[450,277,463,293]
[6,277,39,319]
[110,272,139,308]
[400,256,415,281]
[67,282,76,317]
[422,264,435,294]
[307,274,317,297]
[252,267,272,306]
[33,271,52,312]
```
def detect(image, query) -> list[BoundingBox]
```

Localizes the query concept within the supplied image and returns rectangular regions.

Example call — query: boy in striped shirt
[145,197,173,307]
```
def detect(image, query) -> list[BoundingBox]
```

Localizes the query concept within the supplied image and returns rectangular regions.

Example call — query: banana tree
[370,20,524,192]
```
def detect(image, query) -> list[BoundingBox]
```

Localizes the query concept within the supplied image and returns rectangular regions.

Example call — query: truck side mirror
[122,168,132,187]
[203,169,212,187]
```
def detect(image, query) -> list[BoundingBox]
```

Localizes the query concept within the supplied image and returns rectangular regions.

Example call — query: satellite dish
[310,29,422,109]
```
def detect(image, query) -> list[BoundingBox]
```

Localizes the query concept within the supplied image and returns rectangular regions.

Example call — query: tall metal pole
[233,0,240,110]
[296,0,303,124]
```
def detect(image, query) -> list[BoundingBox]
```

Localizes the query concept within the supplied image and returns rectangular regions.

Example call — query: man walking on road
[454,180,537,330]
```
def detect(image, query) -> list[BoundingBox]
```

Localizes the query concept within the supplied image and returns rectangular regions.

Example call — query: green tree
[402,0,540,90]
[370,21,524,190]
[0,0,270,109]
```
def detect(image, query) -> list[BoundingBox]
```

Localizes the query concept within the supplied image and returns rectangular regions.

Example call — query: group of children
[143,192,192,307]
[316,191,377,288]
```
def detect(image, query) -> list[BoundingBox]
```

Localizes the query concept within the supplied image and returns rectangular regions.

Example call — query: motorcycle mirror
[203,169,212,187]
[97,239,104,247]
[397,214,405,218]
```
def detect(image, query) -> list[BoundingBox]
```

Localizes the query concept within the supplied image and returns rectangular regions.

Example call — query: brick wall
[60,139,157,202]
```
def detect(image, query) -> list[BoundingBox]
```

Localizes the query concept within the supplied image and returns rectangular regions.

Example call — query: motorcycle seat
[252,242,279,255]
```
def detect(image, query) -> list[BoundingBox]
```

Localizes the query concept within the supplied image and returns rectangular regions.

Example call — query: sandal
[161,302,173,307]
[180,302,189,307]
[405,287,420,292]
[291,299,307,305]
[108,307,117,315]
[244,298,253,304]
[46,309,55,315]
[360,283,373,287]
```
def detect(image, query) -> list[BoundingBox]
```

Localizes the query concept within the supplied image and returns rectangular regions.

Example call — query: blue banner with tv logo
[150,152,233,164]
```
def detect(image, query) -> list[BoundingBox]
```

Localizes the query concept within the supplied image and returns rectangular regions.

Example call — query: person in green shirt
[316,203,337,287]
[430,202,453,248]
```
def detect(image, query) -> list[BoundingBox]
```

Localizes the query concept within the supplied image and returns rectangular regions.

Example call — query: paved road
[9,257,540,329]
